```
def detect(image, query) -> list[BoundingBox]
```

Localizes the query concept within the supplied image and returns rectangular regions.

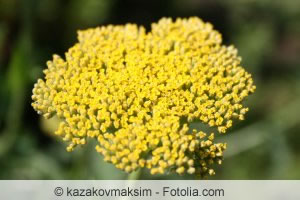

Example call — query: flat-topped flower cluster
[32,17,255,177]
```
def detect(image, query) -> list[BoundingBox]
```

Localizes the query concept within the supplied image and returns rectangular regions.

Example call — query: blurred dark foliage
[0,0,300,179]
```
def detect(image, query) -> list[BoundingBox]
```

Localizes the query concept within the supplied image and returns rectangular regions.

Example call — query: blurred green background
[0,0,300,180]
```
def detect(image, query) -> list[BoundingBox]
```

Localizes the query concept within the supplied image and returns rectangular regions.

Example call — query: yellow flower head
[32,17,255,177]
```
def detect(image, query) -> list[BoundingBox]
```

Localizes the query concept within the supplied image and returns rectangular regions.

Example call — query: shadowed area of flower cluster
[31,17,255,177]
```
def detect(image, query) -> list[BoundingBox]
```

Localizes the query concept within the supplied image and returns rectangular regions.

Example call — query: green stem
[127,168,142,180]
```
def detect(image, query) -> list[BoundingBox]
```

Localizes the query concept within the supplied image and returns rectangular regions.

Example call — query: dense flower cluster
[32,17,255,177]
